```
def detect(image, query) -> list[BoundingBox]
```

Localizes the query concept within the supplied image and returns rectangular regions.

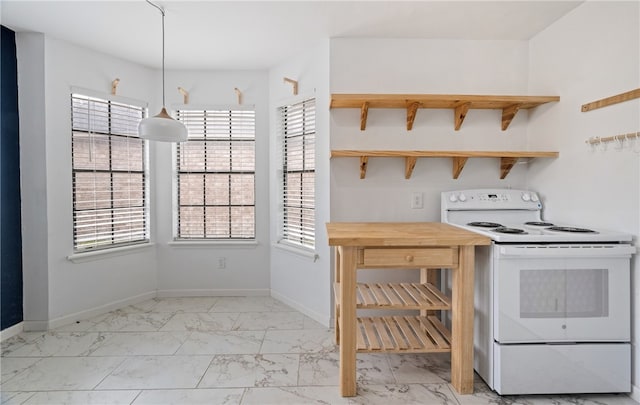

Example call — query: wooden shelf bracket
[452,157,468,179]
[360,102,369,130]
[405,157,417,179]
[454,103,470,131]
[406,102,420,130]
[499,157,519,179]
[501,104,521,131]
[359,156,369,179]
[234,87,243,105]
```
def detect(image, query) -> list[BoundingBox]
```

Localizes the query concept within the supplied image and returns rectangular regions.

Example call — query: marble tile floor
[1,296,638,405]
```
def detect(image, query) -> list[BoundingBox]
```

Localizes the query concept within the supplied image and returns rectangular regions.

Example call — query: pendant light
[138,0,187,142]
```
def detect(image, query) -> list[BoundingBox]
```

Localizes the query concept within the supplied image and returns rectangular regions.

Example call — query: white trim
[23,321,49,332]
[270,290,330,328]
[70,86,148,108]
[67,242,154,263]
[630,384,640,403]
[1,322,24,341]
[46,291,157,330]
[273,241,318,261]
[168,240,259,248]
[156,289,269,298]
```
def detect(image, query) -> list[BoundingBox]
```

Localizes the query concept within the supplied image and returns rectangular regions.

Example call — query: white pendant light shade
[138,107,187,142]
[139,1,187,142]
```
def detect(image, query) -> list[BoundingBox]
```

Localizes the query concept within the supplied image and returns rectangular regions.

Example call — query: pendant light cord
[146,0,166,107]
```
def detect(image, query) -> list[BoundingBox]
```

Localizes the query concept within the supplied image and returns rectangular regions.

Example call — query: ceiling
[1,1,582,70]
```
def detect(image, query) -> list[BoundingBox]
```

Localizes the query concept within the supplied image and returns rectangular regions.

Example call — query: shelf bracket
[452,157,468,179]
[234,87,243,105]
[283,77,298,95]
[406,102,420,130]
[454,103,470,131]
[500,157,519,179]
[501,104,521,131]
[360,102,369,131]
[359,156,369,179]
[405,157,417,179]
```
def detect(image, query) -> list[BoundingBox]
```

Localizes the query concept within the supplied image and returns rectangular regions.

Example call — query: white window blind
[278,98,316,249]
[71,93,148,252]
[176,109,256,239]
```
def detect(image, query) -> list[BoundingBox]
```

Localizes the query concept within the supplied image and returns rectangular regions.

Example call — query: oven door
[493,244,633,343]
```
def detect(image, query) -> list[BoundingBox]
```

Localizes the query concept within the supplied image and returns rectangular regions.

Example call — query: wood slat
[356,284,376,306]
[415,283,452,307]
[378,284,404,306]
[389,283,418,306]
[368,284,391,306]
[355,316,451,353]
[344,282,450,310]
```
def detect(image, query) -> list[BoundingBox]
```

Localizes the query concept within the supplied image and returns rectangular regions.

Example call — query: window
[175,109,256,239]
[278,98,316,249]
[71,93,148,252]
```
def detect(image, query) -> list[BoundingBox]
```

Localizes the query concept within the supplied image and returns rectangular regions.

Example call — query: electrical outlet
[411,192,424,209]
[217,257,226,269]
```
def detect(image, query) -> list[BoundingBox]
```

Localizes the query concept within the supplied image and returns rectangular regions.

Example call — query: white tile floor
[1,296,638,405]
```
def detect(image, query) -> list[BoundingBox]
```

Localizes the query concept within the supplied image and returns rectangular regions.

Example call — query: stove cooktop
[442,189,633,243]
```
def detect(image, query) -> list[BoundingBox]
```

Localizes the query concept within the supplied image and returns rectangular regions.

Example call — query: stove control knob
[522,193,531,201]
[458,193,467,202]
[531,193,539,202]
[449,194,458,202]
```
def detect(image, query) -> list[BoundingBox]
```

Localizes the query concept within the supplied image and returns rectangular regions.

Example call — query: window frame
[70,90,149,253]
[277,97,316,251]
[174,106,257,241]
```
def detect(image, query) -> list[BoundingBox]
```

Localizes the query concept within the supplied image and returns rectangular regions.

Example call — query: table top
[326,222,491,247]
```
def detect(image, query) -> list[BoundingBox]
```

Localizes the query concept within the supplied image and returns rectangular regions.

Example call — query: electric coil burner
[441,189,634,395]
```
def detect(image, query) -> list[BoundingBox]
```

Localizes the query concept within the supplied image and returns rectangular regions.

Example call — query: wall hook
[283,77,298,95]
[111,78,120,95]
[177,87,189,104]
[234,87,243,105]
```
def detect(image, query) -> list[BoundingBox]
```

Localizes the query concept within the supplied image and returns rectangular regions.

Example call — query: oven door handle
[498,245,636,258]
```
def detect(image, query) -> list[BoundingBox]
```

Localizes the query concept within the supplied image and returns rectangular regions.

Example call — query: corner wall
[269,41,332,325]
[17,35,159,328]
[527,1,640,397]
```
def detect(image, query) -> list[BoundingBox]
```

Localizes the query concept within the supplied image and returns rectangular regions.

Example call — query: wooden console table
[326,222,491,396]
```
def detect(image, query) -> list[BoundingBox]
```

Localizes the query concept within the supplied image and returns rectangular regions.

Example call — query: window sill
[67,243,154,263]
[273,241,319,261]
[168,240,259,248]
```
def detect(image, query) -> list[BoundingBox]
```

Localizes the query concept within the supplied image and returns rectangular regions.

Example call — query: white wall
[269,41,332,325]
[16,33,49,327]
[17,36,159,328]
[329,38,533,286]
[527,1,640,397]
[155,69,271,296]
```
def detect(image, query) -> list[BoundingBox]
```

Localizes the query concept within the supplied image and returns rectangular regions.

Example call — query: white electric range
[441,188,635,395]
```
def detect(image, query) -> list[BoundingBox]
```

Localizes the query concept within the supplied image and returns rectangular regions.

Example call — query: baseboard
[630,383,640,403]
[156,289,270,298]
[46,291,157,330]
[1,322,24,341]
[23,320,49,332]
[270,290,330,328]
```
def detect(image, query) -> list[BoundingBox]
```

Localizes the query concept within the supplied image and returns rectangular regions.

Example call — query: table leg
[451,245,475,394]
[334,247,341,345]
[339,246,357,397]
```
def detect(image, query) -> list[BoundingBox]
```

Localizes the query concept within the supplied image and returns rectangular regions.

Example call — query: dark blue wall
[1,25,24,330]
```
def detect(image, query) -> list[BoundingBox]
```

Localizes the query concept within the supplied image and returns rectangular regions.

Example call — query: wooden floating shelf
[356,316,451,353]
[330,93,560,131]
[331,150,559,180]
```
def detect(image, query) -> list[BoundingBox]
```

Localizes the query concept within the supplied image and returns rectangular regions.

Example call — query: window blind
[71,93,148,251]
[176,109,256,239]
[278,98,316,249]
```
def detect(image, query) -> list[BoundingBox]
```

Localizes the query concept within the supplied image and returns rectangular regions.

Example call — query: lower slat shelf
[355,315,451,353]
